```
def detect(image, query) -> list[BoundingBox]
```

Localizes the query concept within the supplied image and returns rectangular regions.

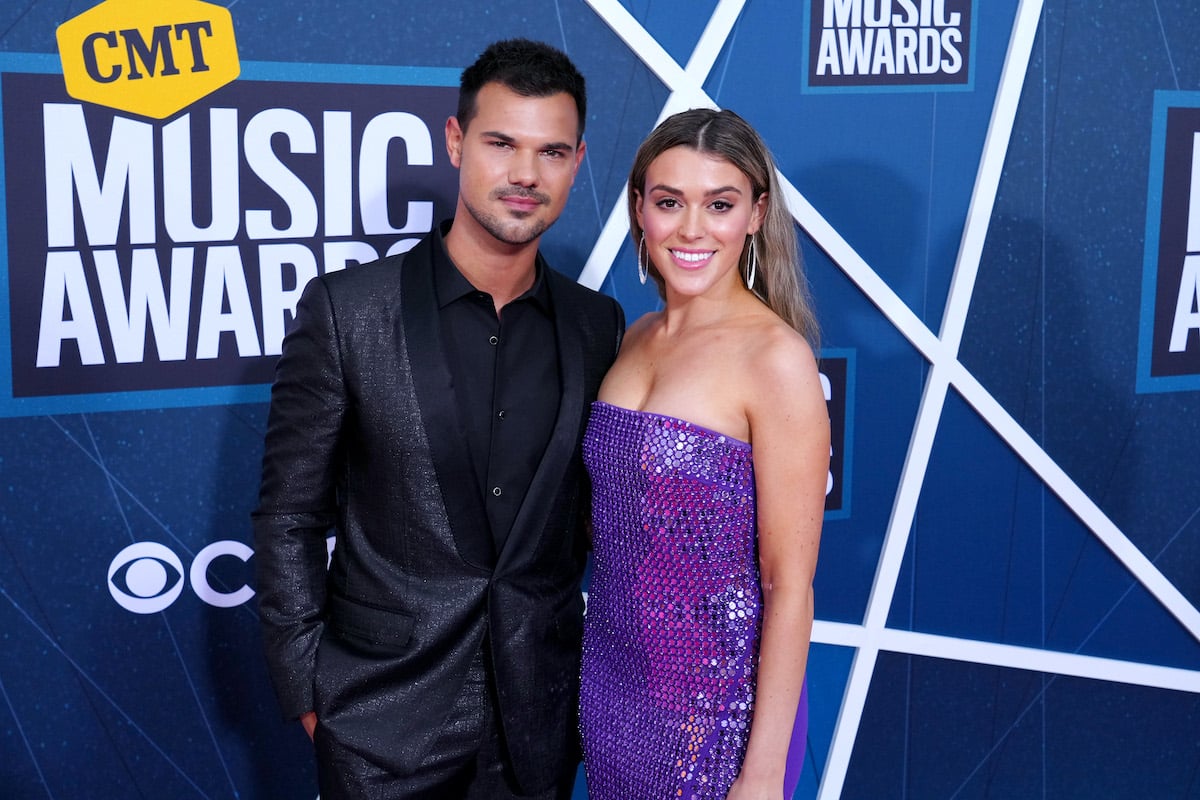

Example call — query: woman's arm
[728,329,830,800]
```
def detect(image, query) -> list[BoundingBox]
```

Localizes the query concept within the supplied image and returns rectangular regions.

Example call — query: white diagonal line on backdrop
[579,0,1200,796]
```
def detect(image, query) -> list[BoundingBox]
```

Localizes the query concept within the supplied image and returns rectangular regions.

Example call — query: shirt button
[492,486,502,497]
[497,410,506,419]
[489,335,499,345]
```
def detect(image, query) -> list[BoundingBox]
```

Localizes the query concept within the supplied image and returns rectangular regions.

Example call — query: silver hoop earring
[746,237,758,290]
[638,233,648,285]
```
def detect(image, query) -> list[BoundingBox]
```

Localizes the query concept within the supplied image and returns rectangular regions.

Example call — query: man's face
[446,82,585,247]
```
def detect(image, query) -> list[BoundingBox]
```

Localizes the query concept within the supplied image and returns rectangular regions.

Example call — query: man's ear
[445,116,464,168]
[572,139,587,177]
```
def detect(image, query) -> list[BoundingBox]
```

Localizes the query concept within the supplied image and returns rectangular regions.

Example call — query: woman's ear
[748,192,768,235]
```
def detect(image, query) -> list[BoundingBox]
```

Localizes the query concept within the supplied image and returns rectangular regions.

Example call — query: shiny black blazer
[252,229,623,792]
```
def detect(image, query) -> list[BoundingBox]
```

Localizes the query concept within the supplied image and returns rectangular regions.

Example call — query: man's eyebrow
[479,130,576,153]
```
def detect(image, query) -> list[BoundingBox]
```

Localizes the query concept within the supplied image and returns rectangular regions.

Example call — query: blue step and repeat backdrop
[1,1,1198,798]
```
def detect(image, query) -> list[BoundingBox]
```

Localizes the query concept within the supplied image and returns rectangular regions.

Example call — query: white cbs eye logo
[108,541,254,614]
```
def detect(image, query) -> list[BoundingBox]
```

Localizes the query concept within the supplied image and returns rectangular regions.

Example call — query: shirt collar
[432,219,554,315]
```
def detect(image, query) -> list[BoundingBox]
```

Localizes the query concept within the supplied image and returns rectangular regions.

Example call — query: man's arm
[252,276,347,722]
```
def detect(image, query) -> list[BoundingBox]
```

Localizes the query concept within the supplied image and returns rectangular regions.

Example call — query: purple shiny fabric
[580,401,807,799]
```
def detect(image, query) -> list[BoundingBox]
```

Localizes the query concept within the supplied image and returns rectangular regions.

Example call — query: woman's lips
[670,249,714,269]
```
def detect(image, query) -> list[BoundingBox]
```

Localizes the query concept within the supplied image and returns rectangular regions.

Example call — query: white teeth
[671,250,712,263]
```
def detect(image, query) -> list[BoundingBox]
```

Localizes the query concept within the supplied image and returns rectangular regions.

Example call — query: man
[253,39,623,799]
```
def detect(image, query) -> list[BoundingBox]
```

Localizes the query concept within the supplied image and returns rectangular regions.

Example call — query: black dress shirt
[433,228,561,551]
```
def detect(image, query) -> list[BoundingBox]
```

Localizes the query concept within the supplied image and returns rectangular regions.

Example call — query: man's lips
[503,197,540,211]
[495,189,548,212]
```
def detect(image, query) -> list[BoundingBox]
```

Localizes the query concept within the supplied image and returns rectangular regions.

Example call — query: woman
[579,108,830,800]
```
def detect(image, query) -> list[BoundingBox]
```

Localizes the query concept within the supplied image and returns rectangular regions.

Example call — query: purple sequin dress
[579,401,808,799]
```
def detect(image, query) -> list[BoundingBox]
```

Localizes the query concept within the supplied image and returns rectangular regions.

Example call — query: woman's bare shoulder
[742,315,824,412]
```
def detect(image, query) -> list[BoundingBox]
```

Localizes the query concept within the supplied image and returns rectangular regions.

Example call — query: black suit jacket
[252,228,623,792]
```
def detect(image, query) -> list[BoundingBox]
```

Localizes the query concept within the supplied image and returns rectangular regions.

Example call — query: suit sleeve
[612,295,626,353]
[252,276,347,720]
[578,293,626,546]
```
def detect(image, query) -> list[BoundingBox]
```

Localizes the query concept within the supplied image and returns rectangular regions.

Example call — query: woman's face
[636,145,765,299]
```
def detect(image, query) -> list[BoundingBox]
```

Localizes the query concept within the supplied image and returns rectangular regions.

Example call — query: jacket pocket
[326,594,416,655]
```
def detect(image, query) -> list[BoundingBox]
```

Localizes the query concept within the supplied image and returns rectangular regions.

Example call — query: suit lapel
[496,267,586,571]
[401,237,495,570]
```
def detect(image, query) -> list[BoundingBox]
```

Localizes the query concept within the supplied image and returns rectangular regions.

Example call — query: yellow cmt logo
[56,0,239,120]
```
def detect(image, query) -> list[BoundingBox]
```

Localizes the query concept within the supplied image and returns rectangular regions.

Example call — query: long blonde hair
[627,108,819,350]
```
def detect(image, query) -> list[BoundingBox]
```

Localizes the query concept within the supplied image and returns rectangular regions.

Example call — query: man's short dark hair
[457,38,587,141]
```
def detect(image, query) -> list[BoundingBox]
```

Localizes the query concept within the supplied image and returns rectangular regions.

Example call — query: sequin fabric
[580,400,797,799]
